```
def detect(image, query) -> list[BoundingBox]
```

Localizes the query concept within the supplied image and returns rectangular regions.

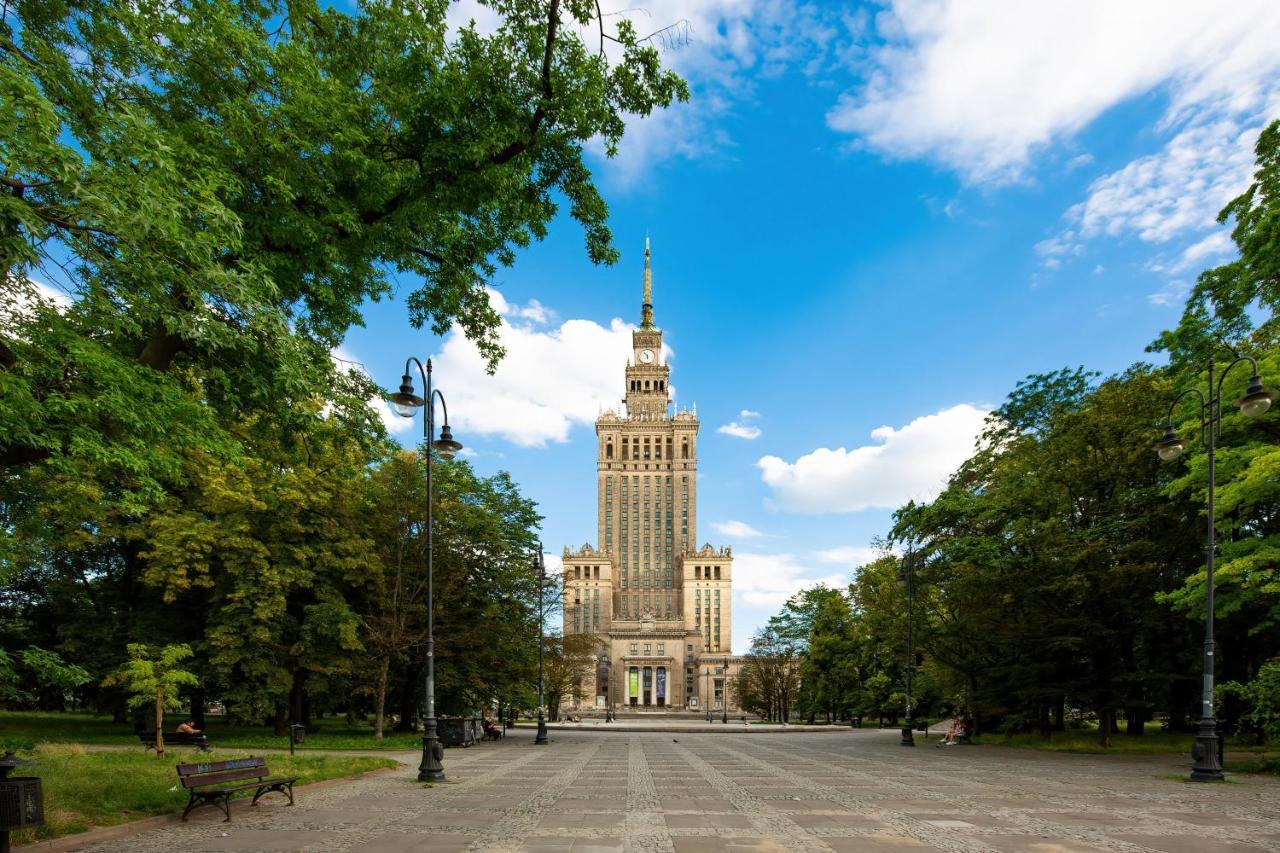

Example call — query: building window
[644,643,651,654]
[631,643,638,654]
[657,643,664,654]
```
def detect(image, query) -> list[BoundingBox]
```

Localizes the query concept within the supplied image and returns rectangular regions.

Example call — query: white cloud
[330,346,418,436]
[1147,280,1191,308]
[717,408,762,440]
[1063,119,1264,249]
[717,422,761,440]
[757,403,990,513]
[731,551,848,608]
[812,545,881,566]
[827,1,1280,185]
[430,290,653,447]
[712,520,765,539]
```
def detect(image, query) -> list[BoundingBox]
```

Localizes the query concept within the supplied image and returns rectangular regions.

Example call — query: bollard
[0,752,42,853]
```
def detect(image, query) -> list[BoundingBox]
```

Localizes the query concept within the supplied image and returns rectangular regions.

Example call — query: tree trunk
[1053,697,1065,731]
[190,688,206,729]
[1097,708,1113,747]
[155,688,165,757]
[374,657,390,741]
[1126,708,1145,736]
[273,703,288,737]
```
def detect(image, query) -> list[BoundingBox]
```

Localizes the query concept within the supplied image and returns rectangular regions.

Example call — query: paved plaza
[80,728,1280,853]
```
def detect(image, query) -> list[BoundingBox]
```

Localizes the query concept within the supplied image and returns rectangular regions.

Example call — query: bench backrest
[176,756,268,789]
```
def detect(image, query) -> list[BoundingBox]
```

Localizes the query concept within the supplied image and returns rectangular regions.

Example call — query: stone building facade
[562,241,741,713]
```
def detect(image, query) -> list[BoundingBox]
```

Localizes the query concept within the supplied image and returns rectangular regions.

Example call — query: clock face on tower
[639,349,655,363]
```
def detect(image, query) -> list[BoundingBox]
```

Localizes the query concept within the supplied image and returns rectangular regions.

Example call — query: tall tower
[562,240,738,715]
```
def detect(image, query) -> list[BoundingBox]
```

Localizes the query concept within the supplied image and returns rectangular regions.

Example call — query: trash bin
[1,751,42,853]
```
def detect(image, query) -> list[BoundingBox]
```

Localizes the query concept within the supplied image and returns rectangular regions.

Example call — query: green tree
[103,643,199,756]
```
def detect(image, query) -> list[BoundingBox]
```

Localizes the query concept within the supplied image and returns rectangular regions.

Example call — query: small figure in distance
[937,718,966,747]
[176,719,202,735]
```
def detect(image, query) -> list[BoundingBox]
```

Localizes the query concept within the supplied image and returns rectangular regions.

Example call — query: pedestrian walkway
[77,728,1280,852]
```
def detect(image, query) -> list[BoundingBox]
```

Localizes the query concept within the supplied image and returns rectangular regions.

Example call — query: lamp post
[721,658,729,724]
[1156,354,1276,782]
[898,544,917,747]
[388,357,462,783]
[600,652,613,722]
[533,544,549,745]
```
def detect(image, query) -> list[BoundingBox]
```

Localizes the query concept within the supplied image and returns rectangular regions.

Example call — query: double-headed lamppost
[898,544,917,747]
[1156,354,1276,782]
[722,659,729,724]
[388,357,462,783]
[533,544,549,745]
[600,652,614,723]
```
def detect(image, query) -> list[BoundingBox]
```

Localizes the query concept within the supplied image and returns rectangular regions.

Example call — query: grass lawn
[970,730,1280,772]
[7,743,397,845]
[1,710,429,751]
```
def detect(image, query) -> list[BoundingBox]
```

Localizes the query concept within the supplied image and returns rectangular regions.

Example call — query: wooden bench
[138,731,210,752]
[176,756,297,822]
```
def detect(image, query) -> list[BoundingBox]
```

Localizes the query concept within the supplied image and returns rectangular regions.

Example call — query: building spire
[641,236,654,329]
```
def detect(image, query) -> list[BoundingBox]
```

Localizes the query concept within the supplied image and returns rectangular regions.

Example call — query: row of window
[605,437,690,460]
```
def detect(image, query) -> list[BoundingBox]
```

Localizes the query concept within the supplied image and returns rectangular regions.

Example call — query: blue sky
[337,1,1280,651]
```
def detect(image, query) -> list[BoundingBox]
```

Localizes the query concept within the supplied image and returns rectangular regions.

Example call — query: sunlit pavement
[80,726,1280,852]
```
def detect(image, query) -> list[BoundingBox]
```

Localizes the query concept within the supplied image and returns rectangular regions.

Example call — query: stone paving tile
[74,728,1280,853]
[352,832,476,853]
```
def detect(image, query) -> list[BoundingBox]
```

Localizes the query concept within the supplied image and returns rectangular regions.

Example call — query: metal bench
[176,756,296,822]
[138,731,210,752]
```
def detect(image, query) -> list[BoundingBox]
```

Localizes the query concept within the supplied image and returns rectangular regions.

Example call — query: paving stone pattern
[81,728,1280,852]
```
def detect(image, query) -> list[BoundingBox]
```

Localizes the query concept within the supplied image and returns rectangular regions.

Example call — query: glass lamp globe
[1155,426,1185,462]
[432,424,462,460]
[1235,375,1278,418]
[390,400,419,418]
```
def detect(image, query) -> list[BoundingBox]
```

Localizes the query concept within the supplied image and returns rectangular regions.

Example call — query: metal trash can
[289,723,306,755]
[1,751,42,853]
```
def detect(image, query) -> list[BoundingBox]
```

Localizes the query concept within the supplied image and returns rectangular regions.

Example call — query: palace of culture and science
[562,241,740,714]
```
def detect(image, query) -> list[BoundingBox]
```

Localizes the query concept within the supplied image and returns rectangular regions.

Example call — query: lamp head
[1234,374,1278,418]
[432,423,462,460]
[388,374,425,418]
[1155,424,1185,462]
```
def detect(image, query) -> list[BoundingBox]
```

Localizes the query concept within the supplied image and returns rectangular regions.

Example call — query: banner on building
[629,668,639,698]
[656,668,666,701]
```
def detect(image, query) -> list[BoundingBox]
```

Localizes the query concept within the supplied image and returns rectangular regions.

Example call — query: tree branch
[489,0,560,166]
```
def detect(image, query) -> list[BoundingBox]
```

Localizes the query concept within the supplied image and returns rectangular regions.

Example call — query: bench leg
[181,791,198,822]
[252,782,295,807]
[219,793,232,822]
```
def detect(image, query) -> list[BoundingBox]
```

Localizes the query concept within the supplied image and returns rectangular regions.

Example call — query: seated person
[938,718,966,746]
[176,719,202,735]
[481,718,501,738]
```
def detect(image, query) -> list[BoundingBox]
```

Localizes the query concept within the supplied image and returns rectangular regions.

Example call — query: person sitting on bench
[482,718,502,740]
[177,719,202,735]
[937,718,966,746]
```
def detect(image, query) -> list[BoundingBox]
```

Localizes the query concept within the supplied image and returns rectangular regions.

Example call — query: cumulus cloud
[812,545,881,566]
[330,346,418,436]
[712,520,765,539]
[717,408,762,440]
[827,1,1280,185]
[429,290,653,447]
[731,552,848,608]
[757,404,990,513]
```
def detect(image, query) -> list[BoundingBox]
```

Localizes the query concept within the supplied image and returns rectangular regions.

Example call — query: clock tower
[624,238,670,419]
[561,238,739,716]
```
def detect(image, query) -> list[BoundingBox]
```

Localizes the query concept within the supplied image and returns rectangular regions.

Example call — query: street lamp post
[899,544,917,747]
[388,357,463,783]
[1156,354,1276,782]
[600,652,613,722]
[721,653,732,722]
[533,545,549,745]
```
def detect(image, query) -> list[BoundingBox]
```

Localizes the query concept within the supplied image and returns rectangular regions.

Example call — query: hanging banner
[629,668,639,698]
[656,668,666,701]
